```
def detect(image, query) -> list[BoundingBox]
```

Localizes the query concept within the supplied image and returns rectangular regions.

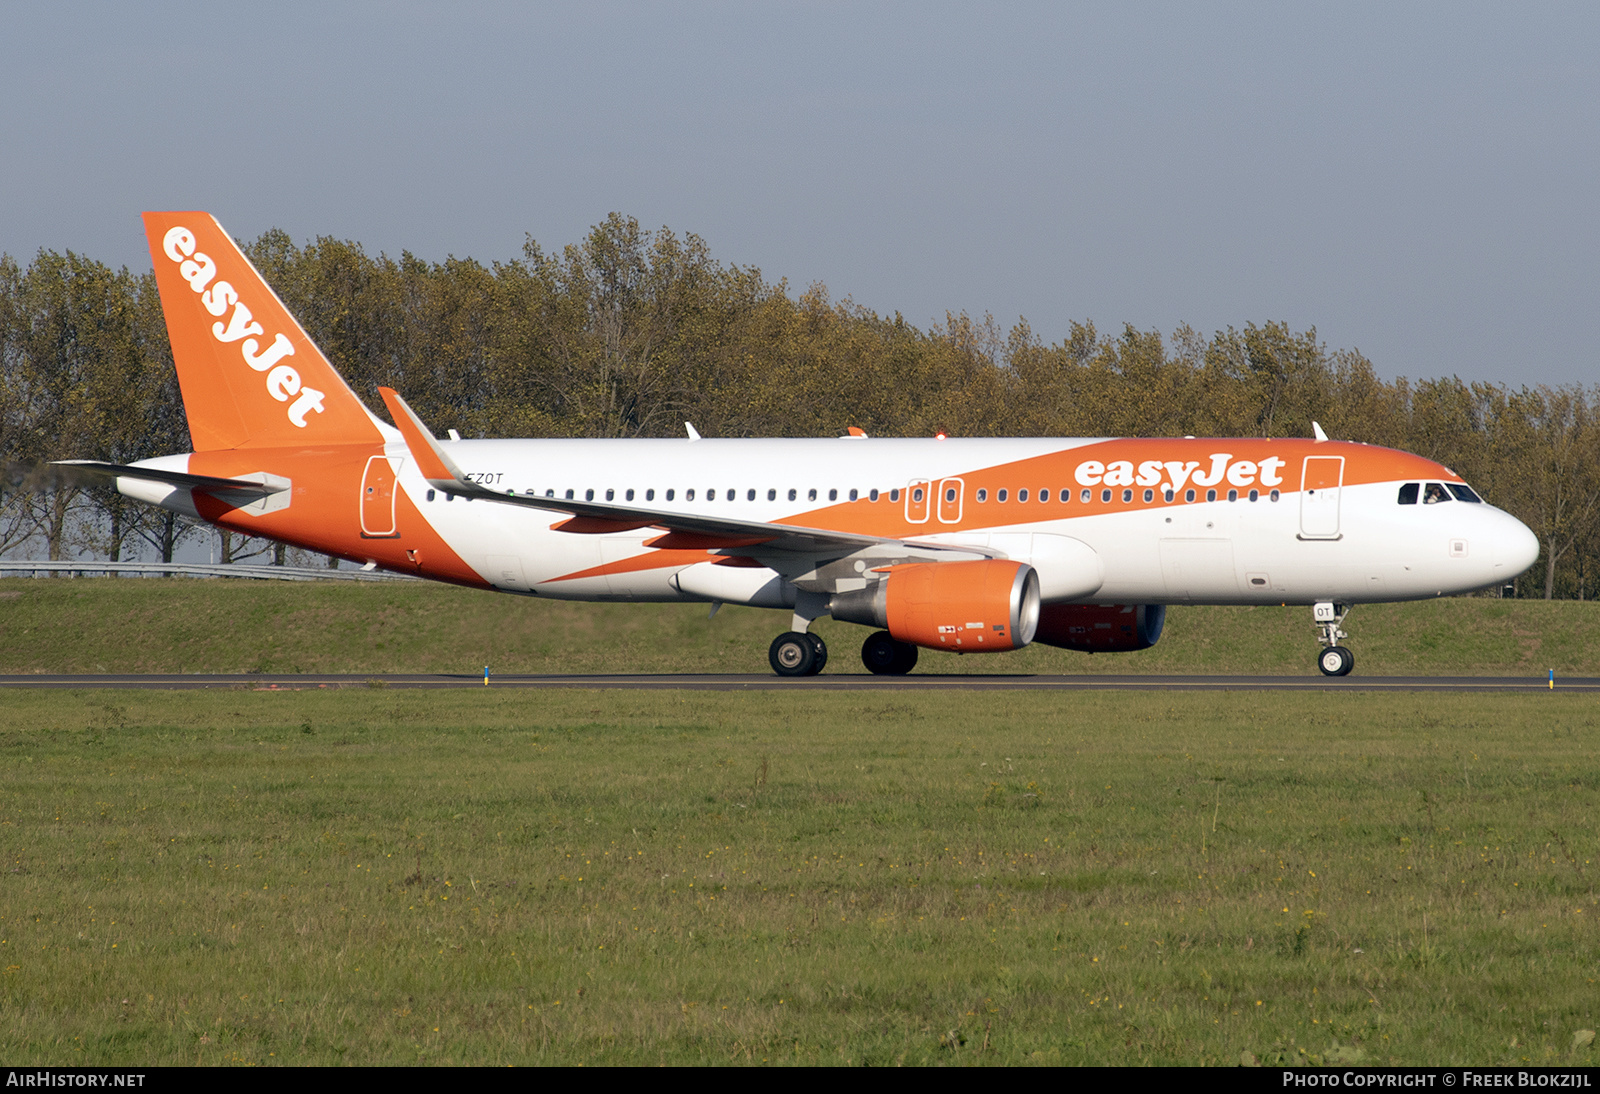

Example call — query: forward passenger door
[1299,456,1344,539]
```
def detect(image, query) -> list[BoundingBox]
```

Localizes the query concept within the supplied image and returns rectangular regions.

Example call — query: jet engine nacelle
[831,559,1041,652]
[1032,603,1166,652]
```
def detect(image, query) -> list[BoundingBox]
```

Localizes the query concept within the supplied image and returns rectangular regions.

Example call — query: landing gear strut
[861,630,918,675]
[1313,601,1354,677]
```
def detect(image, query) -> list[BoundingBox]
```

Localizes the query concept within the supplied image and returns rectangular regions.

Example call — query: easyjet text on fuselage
[1074,454,1288,493]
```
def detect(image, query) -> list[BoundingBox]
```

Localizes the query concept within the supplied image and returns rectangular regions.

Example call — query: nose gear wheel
[1318,645,1355,677]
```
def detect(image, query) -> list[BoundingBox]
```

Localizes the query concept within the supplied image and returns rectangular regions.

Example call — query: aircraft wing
[378,388,992,559]
[51,460,283,497]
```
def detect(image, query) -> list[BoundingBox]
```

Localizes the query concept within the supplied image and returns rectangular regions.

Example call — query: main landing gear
[1314,601,1354,677]
[770,592,833,677]
[861,630,918,675]
[769,629,922,677]
[769,631,828,677]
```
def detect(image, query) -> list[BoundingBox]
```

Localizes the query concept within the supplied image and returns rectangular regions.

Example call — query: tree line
[3,213,1598,598]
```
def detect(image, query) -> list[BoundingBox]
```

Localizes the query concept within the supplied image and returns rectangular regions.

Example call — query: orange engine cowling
[831,560,1041,652]
[1032,603,1166,652]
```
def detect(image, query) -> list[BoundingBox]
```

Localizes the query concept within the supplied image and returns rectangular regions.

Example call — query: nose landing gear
[1313,601,1354,676]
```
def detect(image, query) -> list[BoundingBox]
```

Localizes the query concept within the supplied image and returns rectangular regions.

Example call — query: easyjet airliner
[60,213,1541,677]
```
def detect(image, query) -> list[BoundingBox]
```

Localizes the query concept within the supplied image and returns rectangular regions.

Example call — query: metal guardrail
[0,560,415,582]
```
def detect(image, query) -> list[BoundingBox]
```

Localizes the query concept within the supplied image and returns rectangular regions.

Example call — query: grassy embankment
[2,577,1596,676]
[1,688,1597,1065]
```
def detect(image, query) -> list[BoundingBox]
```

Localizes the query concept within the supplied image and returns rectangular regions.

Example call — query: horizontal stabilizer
[51,460,282,497]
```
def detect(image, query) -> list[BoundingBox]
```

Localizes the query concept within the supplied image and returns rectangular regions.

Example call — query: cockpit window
[1397,482,1419,505]
[1447,483,1482,503]
[1423,482,1452,504]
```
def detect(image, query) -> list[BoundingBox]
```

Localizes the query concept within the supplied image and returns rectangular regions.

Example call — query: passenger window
[1397,482,1419,505]
[768,489,776,501]
[998,489,1008,502]
[1185,489,1196,502]
[748,489,756,501]
[828,488,838,501]
[869,488,879,501]
[666,489,675,501]
[1227,489,1237,502]
[1424,482,1451,504]
[545,489,554,498]
[625,488,634,501]
[706,488,714,502]
[426,489,436,502]
[727,489,735,501]
[1018,489,1029,502]
[1248,489,1259,502]
[1447,484,1482,503]
[605,488,614,501]
[890,488,901,502]
[849,488,858,501]
[1080,489,1091,503]
[977,488,988,502]
[1206,489,1217,502]
[808,488,818,501]
[646,489,655,501]
[687,488,696,501]
[565,488,574,500]
[1270,489,1280,501]
[913,487,924,503]
[1039,489,1050,502]
[788,489,797,501]
[1122,489,1133,503]
[1101,489,1112,503]
[1164,489,1174,502]
[1143,489,1153,502]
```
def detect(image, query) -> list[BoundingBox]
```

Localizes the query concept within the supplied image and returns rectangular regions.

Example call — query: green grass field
[2,577,1596,676]
[2,687,1598,1065]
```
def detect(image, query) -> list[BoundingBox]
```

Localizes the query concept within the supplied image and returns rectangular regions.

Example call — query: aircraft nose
[1492,511,1540,580]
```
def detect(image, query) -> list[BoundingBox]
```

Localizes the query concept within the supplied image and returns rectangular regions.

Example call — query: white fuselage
[372,436,1537,607]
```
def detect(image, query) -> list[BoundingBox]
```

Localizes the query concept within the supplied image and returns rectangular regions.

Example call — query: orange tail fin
[142,211,386,451]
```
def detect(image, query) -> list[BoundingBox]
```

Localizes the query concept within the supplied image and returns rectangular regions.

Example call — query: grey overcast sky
[2,1,1595,386]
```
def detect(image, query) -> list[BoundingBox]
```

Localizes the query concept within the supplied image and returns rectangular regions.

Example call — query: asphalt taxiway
[1,673,1592,692]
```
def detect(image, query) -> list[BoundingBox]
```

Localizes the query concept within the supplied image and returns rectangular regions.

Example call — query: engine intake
[831,559,1040,652]
[1032,603,1166,652]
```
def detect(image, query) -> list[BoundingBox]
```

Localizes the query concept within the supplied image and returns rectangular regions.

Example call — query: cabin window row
[490,487,885,503]
[973,486,1281,504]
[424,484,1286,505]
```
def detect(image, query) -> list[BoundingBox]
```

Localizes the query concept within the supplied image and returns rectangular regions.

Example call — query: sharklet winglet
[378,387,468,487]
